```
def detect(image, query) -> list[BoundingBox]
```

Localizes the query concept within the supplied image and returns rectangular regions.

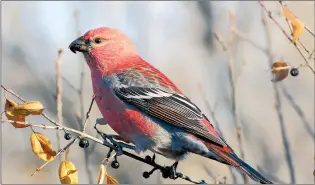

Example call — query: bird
[69,27,272,184]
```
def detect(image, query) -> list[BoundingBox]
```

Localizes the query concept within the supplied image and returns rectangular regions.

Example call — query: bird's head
[69,27,138,71]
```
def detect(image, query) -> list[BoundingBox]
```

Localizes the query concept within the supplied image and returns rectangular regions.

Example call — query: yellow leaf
[97,164,118,184]
[30,132,56,161]
[59,160,78,184]
[106,174,119,184]
[271,61,289,82]
[14,101,44,116]
[282,6,304,44]
[97,164,106,184]
[291,19,304,44]
[282,6,295,22]
[4,99,27,128]
[4,99,44,128]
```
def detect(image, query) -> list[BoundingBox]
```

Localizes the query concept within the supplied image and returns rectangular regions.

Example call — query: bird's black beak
[69,36,88,54]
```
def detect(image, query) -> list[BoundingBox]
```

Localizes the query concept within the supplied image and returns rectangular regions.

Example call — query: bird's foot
[94,124,135,156]
[161,161,179,180]
[144,153,156,164]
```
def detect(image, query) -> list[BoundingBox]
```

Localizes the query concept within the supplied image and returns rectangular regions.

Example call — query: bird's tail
[208,147,273,184]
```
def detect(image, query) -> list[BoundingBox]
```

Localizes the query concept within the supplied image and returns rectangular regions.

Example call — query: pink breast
[91,72,158,140]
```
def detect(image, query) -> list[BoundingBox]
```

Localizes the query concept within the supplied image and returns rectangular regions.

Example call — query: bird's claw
[145,154,156,164]
[162,161,179,180]
[94,123,135,155]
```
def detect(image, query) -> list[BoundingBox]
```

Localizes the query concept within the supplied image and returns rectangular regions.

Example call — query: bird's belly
[94,88,159,146]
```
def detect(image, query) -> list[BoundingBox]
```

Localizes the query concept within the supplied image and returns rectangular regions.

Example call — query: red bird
[69,27,272,184]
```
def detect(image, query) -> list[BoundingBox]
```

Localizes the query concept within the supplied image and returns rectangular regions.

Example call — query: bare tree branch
[1,85,210,184]
[261,9,296,183]
[56,49,64,162]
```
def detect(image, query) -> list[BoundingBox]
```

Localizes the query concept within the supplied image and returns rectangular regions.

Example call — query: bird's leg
[94,124,135,155]
[145,153,156,164]
[162,161,179,180]
[169,161,179,179]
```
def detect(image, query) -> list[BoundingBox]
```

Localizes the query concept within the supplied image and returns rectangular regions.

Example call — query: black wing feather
[113,86,226,147]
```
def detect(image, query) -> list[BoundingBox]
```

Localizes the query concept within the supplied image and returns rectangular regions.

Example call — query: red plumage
[69,27,273,184]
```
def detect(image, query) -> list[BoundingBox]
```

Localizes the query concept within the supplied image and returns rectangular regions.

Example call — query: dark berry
[79,138,89,148]
[111,161,120,169]
[143,171,150,179]
[64,133,72,140]
[145,155,152,163]
[290,68,299,76]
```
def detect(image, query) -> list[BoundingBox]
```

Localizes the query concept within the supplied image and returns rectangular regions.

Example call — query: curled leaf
[31,132,56,161]
[4,99,44,128]
[59,160,78,184]
[97,164,106,184]
[283,6,304,44]
[271,61,289,82]
[4,99,27,127]
[14,101,44,116]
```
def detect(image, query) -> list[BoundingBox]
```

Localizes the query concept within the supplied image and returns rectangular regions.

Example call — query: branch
[278,2,315,60]
[280,84,314,140]
[56,49,64,162]
[1,85,62,128]
[261,9,296,184]
[71,9,93,183]
[199,86,236,184]
[259,1,315,74]
[31,136,80,176]
[213,32,248,184]
[1,85,209,184]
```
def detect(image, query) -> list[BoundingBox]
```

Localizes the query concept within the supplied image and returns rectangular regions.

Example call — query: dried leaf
[31,132,56,161]
[4,99,27,127]
[271,61,289,82]
[97,164,106,184]
[282,6,295,21]
[14,101,44,116]
[59,160,78,184]
[106,174,119,184]
[4,99,44,128]
[283,6,304,44]
[96,163,118,184]
[11,121,30,128]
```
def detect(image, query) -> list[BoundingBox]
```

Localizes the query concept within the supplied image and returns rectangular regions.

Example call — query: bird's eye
[95,38,102,44]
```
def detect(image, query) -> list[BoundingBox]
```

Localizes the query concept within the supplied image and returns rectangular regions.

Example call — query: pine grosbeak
[69,27,272,184]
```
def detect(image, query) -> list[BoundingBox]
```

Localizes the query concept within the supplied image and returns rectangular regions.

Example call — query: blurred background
[1,1,314,184]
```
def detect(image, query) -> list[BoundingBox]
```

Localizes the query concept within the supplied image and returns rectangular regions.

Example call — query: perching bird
[69,27,272,184]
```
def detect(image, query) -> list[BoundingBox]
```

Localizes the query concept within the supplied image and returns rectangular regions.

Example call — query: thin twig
[73,9,93,184]
[213,32,248,184]
[257,166,288,184]
[279,2,315,60]
[280,84,314,140]
[1,85,62,128]
[261,9,296,184]
[308,49,315,60]
[230,27,267,53]
[56,49,64,162]
[83,96,95,132]
[1,85,209,184]
[259,1,315,74]
[31,136,80,176]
